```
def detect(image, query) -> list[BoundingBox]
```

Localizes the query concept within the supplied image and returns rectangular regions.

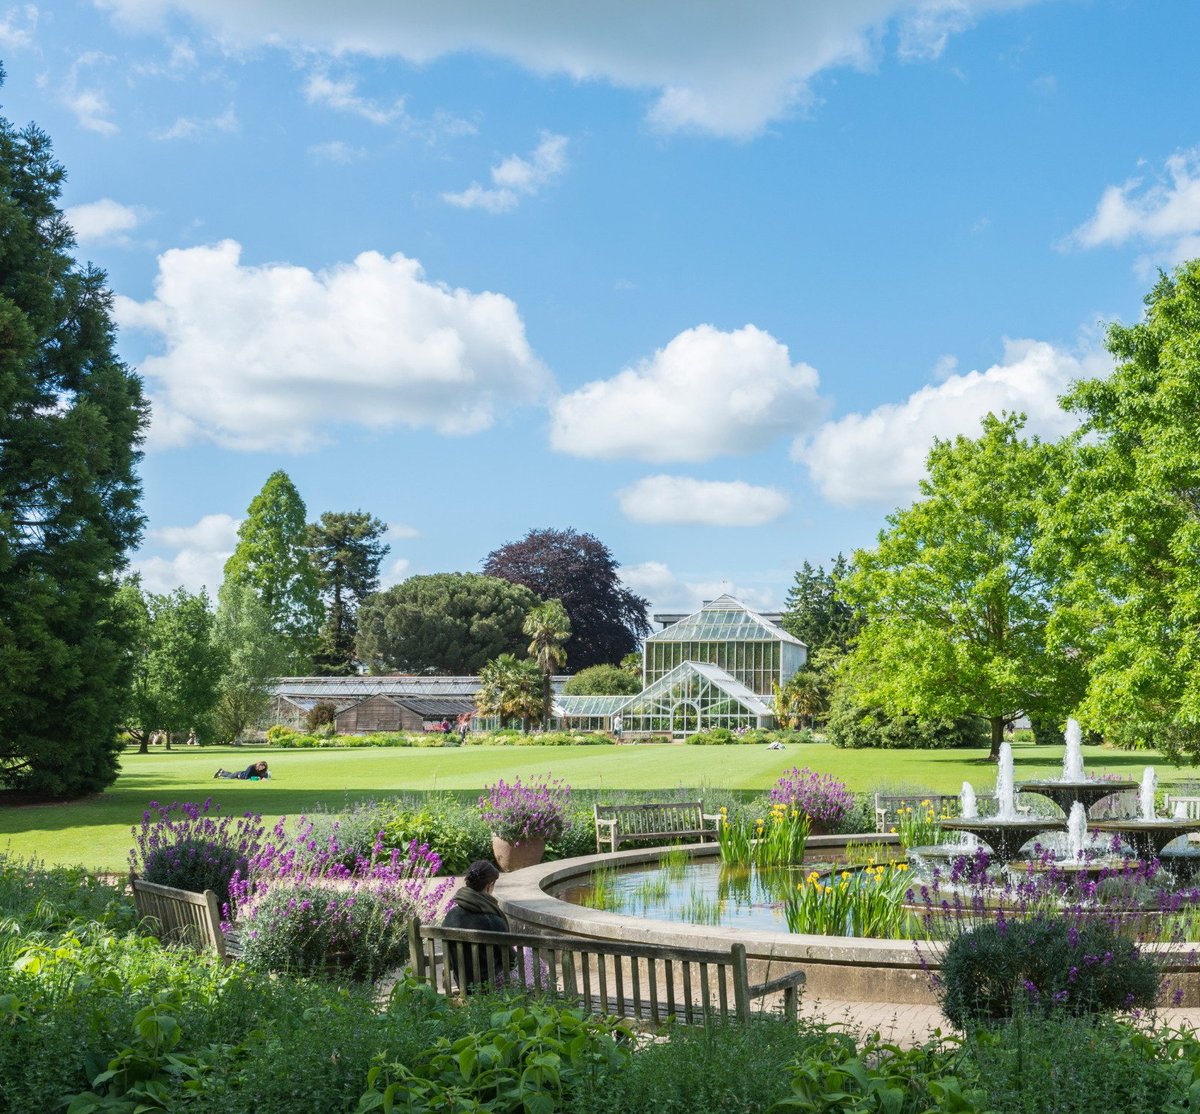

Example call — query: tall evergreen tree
[305,510,388,674]
[781,554,860,654]
[0,76,148,796]
[223,471,322,673]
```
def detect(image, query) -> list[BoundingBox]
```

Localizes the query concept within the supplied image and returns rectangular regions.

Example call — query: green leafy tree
[524,599,571,726]
[123,585,224,751]
[223,471,322,672]
[1052,260,1200,760]
[475,653,544,730]
[356,573,539,674]
[781,555,861,655]
[562,664,642,696]
[306,510,389,675]
[212,581,292,743]
[483,528,650,670]
[0,81,148,795]
[844,412,1084,760]
[773,668,826,729]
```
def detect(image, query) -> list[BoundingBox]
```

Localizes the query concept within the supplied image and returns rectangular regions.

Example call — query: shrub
[768,767,854,830]
[938,915,1160,1027]
[304,701,337,733]
[305,799,400,870]
[228,830,452,982]
[130,799,266,908]
[382,802,492,876]
[480,776,572,842]
[266,723,296,744]
[824,688,989,749]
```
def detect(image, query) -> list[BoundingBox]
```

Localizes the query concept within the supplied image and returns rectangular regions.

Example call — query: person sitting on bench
[441,860,514,989]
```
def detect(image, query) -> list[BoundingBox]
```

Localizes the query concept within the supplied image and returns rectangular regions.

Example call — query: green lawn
[3,739,1196,872]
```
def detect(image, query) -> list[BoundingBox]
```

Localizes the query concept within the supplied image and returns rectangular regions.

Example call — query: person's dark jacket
[441,887,514,989]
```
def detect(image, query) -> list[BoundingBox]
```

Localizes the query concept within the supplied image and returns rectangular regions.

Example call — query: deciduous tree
[562,664,642,696]
[356,573,539,674]
[844,412,1083,760]
[0,80,148,795]
[212,581,292,742]
[483,528,650,670]
[1052,259,1200,760]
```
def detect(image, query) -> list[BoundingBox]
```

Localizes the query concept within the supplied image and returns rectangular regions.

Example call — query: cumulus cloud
[621,560,781,616]
[550,324,824,463]
[132,513,241,595]
[305,72,406,124]
[797,338,1104,506]
[66,198,146,246]
[116,240,552,451]
[95,1,1030,139]
[617,475,790,526]
[1067,148,1200,264]
[444,132,568,213]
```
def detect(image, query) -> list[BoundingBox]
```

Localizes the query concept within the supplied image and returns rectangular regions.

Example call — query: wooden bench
[1165,794,1200,820]
[408,921,805,1025]
[873,792,1015,834]
[129,876,235,958]
[593,801,721,853]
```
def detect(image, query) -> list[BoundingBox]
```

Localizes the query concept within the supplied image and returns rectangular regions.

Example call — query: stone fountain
[941,721,1200,868]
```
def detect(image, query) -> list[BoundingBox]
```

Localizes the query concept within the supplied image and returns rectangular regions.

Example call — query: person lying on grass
[214,760,270,780]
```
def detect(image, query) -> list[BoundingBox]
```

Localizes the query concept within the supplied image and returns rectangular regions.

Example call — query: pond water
[552,857,839,933]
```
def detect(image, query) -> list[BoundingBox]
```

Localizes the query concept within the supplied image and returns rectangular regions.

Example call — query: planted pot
[491,835,546,873]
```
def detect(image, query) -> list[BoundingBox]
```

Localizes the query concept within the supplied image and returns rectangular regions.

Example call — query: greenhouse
[615,660,777,734]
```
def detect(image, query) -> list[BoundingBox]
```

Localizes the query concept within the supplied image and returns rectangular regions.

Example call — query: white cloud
[153,105,238,140]
[0,4,37,50]
[116,239,553,451]
[67,88,119,135]
[385,522,420,541]
[550,324,825,463]
[444,132,568,213]
[95,1,1031,139]
[308,140,368,164]
[618,475,790,526]
[305,72,406,125]
[379,557,411,588]
[621,560,781,616]
[796,339,1102,506]
[1068,148,1200,263]
[132,512,240,595]
[66,198,145,246]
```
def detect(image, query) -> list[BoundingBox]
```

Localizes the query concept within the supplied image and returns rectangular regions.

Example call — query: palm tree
[475,654,545,730]
[523,600,572,728]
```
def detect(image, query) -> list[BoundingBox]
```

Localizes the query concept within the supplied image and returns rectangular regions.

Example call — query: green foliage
[483,527,650,671]
[123,584,224,747]
[717,801,810,866]
[304,700,337,733]
[222,471,323,672]
[525,598,572,726]
[1049,262,1200,761]
[212,582,291,743]
[783,864,914,937]
[476,653,546,728]
[844,412,1085,758]
[356,572,540,674]
[0,99,148,795]
[357,1001,631,1113]
[780,555,861,655]
[306,510,388,674]
[938,916,1159,1027]
[382,801,492,876]
[562,664,641,696]
[824,684,990,750]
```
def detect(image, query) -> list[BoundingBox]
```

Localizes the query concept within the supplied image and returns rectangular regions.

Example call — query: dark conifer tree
[0,70,148,795]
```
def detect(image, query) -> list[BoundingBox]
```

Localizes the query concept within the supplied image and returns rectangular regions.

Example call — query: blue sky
[5,1,1200,616]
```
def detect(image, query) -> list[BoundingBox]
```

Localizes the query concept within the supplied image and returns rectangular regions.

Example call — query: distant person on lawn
[214,760,270,780]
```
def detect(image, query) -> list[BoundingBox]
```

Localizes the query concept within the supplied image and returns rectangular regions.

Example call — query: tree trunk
[990,717,1004,761]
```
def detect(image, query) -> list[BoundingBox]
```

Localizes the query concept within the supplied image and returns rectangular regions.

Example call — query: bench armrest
[747,969,807,999]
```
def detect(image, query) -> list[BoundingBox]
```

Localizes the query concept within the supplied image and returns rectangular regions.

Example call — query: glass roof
[623,660,774,718]
[647,594,804,647]
[553,694,634,717]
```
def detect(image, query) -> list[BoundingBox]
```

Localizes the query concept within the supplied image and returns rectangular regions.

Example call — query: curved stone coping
[494,836,929,974]
[493,837,1200,1005]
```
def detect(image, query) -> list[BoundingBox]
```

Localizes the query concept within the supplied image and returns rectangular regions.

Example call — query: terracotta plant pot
[492,834,546,873]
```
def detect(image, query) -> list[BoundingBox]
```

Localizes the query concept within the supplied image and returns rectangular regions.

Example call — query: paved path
[796,998,1200,1047]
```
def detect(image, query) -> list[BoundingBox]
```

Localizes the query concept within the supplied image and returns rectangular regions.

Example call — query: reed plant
[678,887,723,926]
[657,847,690,880]
[784,864,914,937]
[582,865,625,912]
[716,803,810,867]
[890,799,954,850]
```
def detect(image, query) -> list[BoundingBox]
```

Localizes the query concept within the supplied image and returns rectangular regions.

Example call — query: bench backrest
[1165,795,1200,820]
[130,877,226,957]
[409,920,754,1025]
[594,801,706,835]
